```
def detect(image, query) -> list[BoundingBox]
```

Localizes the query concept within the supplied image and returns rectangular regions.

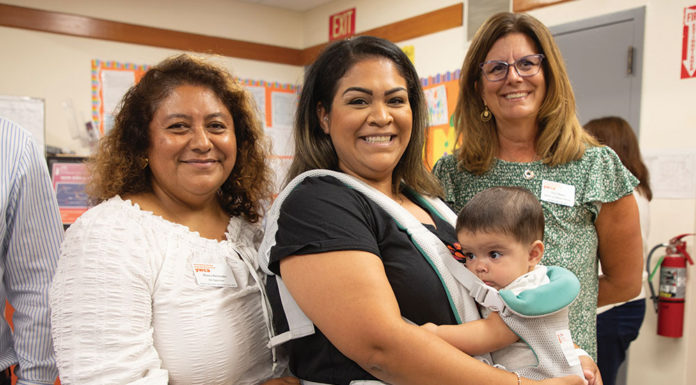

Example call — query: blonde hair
[454,12,598,174]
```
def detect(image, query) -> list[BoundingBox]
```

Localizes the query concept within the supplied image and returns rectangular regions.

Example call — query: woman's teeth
[364,135,392,143]
[505,92,528,99]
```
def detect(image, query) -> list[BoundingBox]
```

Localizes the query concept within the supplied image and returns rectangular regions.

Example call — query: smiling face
[147,84,237,207]
[479,32,546,129]
[458,229,543,290]
[317,57,412,189]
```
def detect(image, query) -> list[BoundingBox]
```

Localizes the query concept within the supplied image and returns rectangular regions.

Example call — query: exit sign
[329,8,355,41]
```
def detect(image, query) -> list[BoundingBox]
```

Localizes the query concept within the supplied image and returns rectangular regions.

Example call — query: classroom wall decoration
[91,59,150,135]
[421,70,460,169]
[241,79,299,193]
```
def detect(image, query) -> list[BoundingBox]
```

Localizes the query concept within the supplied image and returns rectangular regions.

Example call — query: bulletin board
[91,59,150,135]
[421,70,460,169]
[241,79,299,193]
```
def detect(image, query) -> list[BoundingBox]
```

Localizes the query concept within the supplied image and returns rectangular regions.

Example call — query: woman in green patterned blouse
[432,12,643,362]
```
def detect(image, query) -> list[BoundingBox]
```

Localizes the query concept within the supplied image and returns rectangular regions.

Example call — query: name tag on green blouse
[540,180,575,207]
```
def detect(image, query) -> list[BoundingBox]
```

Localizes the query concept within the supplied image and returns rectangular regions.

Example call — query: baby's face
[457,230,535,290]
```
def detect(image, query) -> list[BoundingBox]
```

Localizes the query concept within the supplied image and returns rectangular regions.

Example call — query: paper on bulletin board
[101,70,135,133]
[421,71,460,169]
[239,80,299,194]
[425,84,449,126]
[643,148,696,199]
[268,91,297,157]
[246,85,267,128]
[92,60,150,136]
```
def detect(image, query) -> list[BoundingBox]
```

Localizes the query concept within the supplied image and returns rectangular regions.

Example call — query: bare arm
[595,193,643,307]
[280,250,584,385]
[422,312,519,355]
[261,377,300,385]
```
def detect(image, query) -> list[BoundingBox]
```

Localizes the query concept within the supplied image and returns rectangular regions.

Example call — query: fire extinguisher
[647,233,695,338]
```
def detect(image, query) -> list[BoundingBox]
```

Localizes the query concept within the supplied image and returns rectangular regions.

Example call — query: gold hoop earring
[480,105,492,122]
[139,157,149,169]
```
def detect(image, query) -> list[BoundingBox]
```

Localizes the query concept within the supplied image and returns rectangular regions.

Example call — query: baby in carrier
[423,186,587,382]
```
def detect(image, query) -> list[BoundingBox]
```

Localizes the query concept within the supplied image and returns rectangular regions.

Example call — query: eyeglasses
[479,54,545,82]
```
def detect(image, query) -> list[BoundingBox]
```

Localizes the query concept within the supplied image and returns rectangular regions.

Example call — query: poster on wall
[47,156,90,227]
[422,71,460,169]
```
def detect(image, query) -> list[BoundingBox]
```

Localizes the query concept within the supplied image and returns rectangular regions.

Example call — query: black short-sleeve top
[267,175,459,385]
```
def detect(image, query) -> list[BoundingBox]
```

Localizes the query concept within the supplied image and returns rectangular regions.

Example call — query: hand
[539,374,586,385]
[260,376,301,385]
[579,355,603,385]
[421,322,438,333]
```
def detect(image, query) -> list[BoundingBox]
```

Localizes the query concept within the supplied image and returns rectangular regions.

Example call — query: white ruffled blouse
[50,196,280,385]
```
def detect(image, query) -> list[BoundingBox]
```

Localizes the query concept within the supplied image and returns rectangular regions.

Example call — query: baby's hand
[421,322,438,333]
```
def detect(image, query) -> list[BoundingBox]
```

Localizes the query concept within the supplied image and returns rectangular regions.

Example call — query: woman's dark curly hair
[87,54,273,222]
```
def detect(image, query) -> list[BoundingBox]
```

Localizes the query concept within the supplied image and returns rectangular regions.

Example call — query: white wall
[1,0,694,384]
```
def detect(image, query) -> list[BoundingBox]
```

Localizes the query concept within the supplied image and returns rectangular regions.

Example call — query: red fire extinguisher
[647,233,695,337]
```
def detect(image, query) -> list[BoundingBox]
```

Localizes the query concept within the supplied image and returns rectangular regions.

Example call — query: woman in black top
[263,36,594,385]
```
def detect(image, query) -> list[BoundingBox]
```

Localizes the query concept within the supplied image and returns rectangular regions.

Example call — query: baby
[424,186,586,381]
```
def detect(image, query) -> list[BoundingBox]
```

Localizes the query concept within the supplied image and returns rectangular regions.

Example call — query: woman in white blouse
[50,54,297,385]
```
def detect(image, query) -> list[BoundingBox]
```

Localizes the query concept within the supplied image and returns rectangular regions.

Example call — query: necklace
[523,154,540,180]
[523,168,535,180]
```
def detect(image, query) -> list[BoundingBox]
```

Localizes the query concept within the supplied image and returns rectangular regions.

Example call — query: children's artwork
[424,84,449,126]
[421,70,460,169]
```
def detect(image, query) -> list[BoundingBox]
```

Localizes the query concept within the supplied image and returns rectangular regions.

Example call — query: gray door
[551,7,645,135]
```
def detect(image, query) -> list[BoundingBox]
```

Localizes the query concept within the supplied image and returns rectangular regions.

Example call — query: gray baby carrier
[258,170,583,382]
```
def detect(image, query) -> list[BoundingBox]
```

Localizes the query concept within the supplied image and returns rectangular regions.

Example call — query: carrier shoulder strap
[258,170,503,348]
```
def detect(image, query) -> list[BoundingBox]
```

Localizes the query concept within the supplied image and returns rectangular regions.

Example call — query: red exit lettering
[329,8,356,41]
[688,10,696,23]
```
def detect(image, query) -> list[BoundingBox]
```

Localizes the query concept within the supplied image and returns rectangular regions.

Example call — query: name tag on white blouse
[540,180,575,207]
[192,263,238,287]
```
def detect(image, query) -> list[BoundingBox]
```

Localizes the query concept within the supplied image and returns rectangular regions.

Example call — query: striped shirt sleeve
[0,117,61,385]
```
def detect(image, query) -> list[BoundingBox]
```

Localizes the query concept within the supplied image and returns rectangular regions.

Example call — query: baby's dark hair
[456,186,545,244]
